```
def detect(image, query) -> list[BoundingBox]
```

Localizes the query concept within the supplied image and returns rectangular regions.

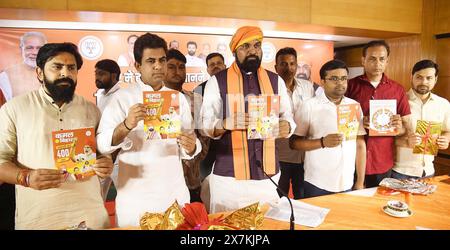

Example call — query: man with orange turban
[199,26,296,213]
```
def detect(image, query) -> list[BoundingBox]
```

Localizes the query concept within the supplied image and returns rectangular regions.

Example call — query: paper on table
[345,187,378,197]
[265,197,330,228]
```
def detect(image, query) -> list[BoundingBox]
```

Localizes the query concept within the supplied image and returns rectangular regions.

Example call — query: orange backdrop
[0,28,333,104]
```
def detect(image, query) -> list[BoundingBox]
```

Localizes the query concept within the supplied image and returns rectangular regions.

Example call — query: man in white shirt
[200,26,295,213]
[185,41,206,68]
[95,59,121,113]
[96,33,201,227]
[393,60,450,179]
[94,59,121,200]
[290,59,366,198]
[274,47,315,199]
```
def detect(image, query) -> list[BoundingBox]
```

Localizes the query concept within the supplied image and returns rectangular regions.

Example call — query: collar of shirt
[407,88,436,104]
[358,73,391,88]
[38,86,70,111]
[317,90,350,106]
[136,78,169,91]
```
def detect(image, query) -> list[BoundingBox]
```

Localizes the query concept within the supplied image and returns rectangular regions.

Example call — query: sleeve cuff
[180,137,202,160]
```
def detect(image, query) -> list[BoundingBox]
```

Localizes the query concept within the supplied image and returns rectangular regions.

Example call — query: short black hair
[133,33,168,64]
[362,40,390,57]
[206,52,224,66]
[275,47,297,64]
[187,41,197,48]
[127,34,139,43]
[167,49,186,64]
[412,59,439,76]
[95,59,121,80]
[319,59,348,79]
[36,42,83,70]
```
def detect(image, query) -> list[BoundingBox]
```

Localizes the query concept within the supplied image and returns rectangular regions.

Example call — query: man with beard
[185,41,206,68]
[0,42,113,229]
[296,58,322,95]
[199,26,295,213]
[95,59,121,112]
[274,47,315,199]
[96,33,201,227]
[392,60,450,179]
[290,60,366,198]
[94,59,121,201]
[346,40,411,188]
[0,31,47,100]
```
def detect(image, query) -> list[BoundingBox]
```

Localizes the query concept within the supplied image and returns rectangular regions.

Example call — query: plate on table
[382,206,412,218]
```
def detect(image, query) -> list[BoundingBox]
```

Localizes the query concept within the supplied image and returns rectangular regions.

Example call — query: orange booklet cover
[247,95,280,140]
[52,127,96,181]
[143,91,181,140]
[337,103,361,141]
[369,99,397,136]
[413,120,442,156]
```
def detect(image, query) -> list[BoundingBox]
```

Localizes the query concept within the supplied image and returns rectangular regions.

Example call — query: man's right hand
[223,112,249,130]
[323,133,344,148]
[363,116,370,130]
[124,103,147,130]
[28,169,66,190]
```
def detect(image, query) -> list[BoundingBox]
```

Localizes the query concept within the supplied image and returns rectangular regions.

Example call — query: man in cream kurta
[0,42,112,229]
[393,60,450,179]
[96,33,201,227]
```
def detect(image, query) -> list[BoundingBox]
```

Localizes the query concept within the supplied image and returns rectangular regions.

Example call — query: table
[116,175,450,230]
[248,175,450,230]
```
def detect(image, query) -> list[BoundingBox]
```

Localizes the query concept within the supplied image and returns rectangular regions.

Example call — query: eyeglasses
[237,42,261,52]
[325,76,348,82]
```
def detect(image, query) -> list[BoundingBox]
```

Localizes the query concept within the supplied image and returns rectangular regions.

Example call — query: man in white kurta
[96,33,201,227]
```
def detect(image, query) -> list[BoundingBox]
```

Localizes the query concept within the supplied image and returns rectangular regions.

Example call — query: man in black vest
[199,26,296,213]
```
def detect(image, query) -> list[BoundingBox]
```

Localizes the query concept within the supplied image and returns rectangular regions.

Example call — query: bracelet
[123,119,132,131]
[16,169,30,187]
[320,137,325,148]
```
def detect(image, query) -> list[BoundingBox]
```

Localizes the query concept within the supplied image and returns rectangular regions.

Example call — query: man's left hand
[178,132,197,156]
[93,156,113,179]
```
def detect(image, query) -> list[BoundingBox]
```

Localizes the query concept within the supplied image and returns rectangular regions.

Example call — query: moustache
[54,77,75,87]
[245,55,259,61]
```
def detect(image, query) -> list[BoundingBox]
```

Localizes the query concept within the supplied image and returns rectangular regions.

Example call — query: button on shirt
[394,89,450,177]
[0,87,109,229]
[96,79,202,227]
[346,74,411,175]
[294,92,366,192]
[277,78,315,164]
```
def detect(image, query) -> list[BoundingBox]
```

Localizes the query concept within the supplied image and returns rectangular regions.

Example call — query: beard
[96,79,111,89]
[296,73,309,80]
[237,55,261,73]
[44,76,77,103]
[188,50,196,56]
[414,85,430,95]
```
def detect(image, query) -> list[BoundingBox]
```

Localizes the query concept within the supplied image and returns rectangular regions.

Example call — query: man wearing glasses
[290,60,366,198]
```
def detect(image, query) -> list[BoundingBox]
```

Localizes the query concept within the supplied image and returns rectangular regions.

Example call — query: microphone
[257,163,295,230]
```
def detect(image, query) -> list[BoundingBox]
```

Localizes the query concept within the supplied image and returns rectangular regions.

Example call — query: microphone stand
[258,164,295,230]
